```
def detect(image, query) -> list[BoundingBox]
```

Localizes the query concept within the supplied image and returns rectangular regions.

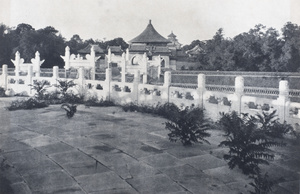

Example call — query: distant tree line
[0,22,299,72]
[0,23,128,68]
[182,22,300,72]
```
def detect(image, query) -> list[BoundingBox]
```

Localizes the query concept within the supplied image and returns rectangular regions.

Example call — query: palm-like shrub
[55,80,76,98]
[249,171,283,194]
[29,80,50,100]
[256,110,293,139]
[218,111,286,175]
[61,103,77,118]
[166,107,211,146]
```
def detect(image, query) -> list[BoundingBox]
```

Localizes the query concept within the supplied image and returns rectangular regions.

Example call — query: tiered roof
[78,45,104,54]
[129,20,171,44]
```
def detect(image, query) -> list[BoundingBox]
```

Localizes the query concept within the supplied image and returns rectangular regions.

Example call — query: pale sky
[0,0,299,45]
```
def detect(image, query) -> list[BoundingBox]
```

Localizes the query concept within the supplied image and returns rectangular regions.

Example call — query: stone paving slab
[23,170,78,192]
[9,130,41,141]
[166,144,207,159]
[89,188,139,194]
[126,174,185,194]
[21,135,60,148]
[278,180,300,194]
[61,161,110,177]
[182,154,227,171]
[76,171,131,193]
[1,101,300,193]
[140,153,182,168]
[203,166,250,184]
[49,150,96,165]
[36,142,76,155]
[10,182,32,194]
[159,164,209,182]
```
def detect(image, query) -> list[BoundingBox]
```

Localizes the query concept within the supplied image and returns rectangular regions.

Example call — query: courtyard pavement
[0,97,299,194]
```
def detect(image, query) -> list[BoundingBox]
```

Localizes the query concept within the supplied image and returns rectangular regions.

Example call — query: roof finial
[149,19,152,24]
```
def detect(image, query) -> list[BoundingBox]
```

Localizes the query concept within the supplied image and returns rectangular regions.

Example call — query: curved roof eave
[129,20,171,44]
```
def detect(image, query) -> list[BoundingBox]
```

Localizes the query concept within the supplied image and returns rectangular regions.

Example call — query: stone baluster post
[142,53,148,84]
[104,68,112,101]
[126,48,129,61]
[64,46,70,70]
[121,53,126,83]
[32,51,43,77]
[77,67,85,86]
[157,55,162,79]
[133,70,140,103]
[90,46,96,80]
[27,65,33,95]
[12,51,21,77]
[107,48,112,67]
[197,74,206,108]
[233,76,244,114]
[163,71,171,87]
[163,71,171,103]
[277,80,290,122]
[52,66,59,85]
[1,65,8,90]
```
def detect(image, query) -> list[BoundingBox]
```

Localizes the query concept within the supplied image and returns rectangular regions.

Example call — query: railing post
[163,71,171,87]
[121,53,126,83]
[64,46,70,70]
[133,70,140,103]
[52,66,59,85]
[26,65,33,95]
[90,46,96,80]
[104,68,112,101]
[277,80,290,122]
[233,76,244,114]
[197,74,205,108]
[163,71,171,103]
[1,65,8,90]
[77,67,85,86]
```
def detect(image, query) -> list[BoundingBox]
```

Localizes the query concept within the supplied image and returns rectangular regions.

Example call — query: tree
[280,22,300,72]
[166,107,211,146]
[218,111,286,175]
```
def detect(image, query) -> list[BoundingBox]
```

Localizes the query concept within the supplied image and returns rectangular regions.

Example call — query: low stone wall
[1,65,299,128]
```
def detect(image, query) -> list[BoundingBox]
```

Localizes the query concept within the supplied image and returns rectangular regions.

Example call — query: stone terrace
[0,98,299,194]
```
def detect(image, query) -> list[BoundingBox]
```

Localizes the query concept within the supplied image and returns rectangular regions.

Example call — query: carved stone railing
[244,86,279,96]
[170,83,197,89]
[206,84,235,93]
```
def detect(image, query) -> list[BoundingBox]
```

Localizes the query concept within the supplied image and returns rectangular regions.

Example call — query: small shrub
[223,97,231,106]
[6,98,48,111]
[249,171,283,194]
[208,96,218,104]
[29,80,50,100]
[248,102,258,109]
[218,111,286,175]
[61,103,77,118]
[54,79,76,98]
[96,84,103,90]
[166,107,211,146]
[0,87,6,97]
[84,97,115,107]
[256,110,293,139]
[63,92,84,104]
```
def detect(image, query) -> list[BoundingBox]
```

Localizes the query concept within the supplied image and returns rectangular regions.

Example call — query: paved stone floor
[0,97,299,194]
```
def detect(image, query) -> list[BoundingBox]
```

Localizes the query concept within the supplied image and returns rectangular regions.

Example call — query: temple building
[74,20,190,75]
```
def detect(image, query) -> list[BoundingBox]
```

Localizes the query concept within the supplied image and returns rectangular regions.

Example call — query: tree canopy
[184,22,300,72]
[0,22,299,72]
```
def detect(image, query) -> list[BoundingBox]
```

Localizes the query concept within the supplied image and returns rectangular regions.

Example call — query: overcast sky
[0,0,299,44]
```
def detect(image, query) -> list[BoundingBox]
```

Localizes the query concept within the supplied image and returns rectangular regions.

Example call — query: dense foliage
[6,98,48,111]
[166,107,211,146]
[0,23,128,68]
[182,23,300,72]
[218,111,288,175]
